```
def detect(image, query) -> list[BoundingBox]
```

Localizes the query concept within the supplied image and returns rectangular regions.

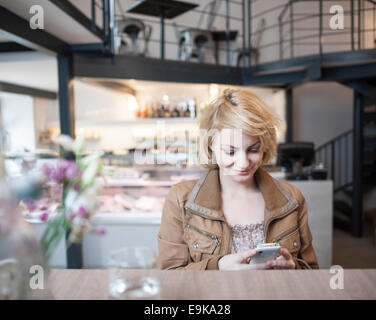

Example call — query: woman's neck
[219,169,259,196]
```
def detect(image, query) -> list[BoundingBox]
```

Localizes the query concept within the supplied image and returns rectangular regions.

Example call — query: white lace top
[230,221,266,254]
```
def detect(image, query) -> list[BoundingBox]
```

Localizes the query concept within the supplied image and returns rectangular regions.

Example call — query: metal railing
[90,0,376,67]
[277,0,376,60]
[92,0,264,67]
[88,1,376,66]
[315,129,353,193]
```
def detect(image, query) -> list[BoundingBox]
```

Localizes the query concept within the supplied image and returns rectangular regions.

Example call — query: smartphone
[249,243,281,267]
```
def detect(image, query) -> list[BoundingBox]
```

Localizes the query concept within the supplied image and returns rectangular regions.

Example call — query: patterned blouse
[230,221,266,254]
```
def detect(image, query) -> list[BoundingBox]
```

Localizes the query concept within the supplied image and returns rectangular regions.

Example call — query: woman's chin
[233,174,252,181]
[227,171,253,181]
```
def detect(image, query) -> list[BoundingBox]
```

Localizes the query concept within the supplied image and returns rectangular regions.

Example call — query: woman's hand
[266,248,296,269]
[218,249,260,270]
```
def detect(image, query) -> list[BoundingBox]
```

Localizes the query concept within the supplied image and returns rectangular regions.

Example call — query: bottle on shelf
[135,105,142,118]
[164,104,171,118]
[151,104,157,118]
[147,102,153,118]
[156,104,161,118]
[178,102,185,118]
[172,105,180,118]
[188,99,196,118]
[184,102,191,118]
[199,102,207,118]
[143,104,149,118]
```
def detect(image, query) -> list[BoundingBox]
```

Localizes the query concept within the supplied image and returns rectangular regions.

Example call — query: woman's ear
[208,143,217,165]
[261,150,267,165]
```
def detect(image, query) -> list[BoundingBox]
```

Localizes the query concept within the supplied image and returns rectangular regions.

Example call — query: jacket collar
[184,167,298,225]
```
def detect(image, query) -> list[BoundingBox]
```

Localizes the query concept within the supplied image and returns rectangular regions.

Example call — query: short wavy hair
[198,88,281,169]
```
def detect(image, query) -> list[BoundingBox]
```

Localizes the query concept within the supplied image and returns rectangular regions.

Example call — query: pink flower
[64,162,81,181]
[66,211,76,220]
[96,226,106,235]
[38,198,50,210]
[50,183,63,201]
[50,167,65,182]
[39,211,49,222]
[78,206,89,219]
[24,199,37,211]
[57,159,70,171]
[41,163,52,178]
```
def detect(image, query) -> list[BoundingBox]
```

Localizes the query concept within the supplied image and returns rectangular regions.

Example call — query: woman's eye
[224,150,235,155]
[249,149,260,153]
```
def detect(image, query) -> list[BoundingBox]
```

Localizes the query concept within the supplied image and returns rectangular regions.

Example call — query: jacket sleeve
[293,189,319,269]
[158,184,223,270]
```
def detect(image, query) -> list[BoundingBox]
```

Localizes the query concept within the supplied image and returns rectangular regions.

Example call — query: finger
[269,257,295,269]
[267,256,284,267]
[239,249,257,262]
[280,248,292,260]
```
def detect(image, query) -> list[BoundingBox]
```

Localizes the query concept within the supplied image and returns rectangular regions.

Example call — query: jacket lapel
[184,167,298,225]
[184,168,226,221]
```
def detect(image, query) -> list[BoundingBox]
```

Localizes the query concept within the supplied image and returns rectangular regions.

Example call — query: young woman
[158,89,319,270]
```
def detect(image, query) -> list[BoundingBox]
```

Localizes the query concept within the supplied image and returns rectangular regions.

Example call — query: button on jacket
[158,167,319,270]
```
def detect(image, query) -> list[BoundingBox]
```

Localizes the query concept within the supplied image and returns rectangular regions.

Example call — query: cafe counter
[28,171,333,269]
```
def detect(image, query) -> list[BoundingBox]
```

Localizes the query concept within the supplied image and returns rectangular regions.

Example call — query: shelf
[48,118,199,127]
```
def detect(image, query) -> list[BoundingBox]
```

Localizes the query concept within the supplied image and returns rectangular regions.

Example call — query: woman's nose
[235,151,250,169]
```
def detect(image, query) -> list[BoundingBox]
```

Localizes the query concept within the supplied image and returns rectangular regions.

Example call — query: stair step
[333,215,352,233]
[343,190,353,198]
[363,112,376,122]
[364,141,376,149]
[334,200,352,217]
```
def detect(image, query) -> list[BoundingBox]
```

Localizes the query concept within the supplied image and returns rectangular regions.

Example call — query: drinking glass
[108,246,161,300]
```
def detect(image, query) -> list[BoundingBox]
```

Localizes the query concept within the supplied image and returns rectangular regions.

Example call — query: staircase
[315,97,376,237]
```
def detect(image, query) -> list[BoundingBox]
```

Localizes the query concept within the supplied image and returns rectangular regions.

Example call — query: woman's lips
[236,170,250,175]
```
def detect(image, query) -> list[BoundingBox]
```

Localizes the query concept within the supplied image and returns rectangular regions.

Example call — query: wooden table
[35,269,376,300]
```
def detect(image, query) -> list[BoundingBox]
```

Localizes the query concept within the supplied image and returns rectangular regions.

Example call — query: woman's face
[211,128,264,182]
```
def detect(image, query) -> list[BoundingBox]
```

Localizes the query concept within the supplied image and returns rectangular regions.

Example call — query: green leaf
[41,213,67,262]
[81,160,100,189]
[78,152,101,169]
[74,134,85,155]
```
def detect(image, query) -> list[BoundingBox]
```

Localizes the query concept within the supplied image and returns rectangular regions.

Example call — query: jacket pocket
[272,226,301,254]
[184,224,219,255]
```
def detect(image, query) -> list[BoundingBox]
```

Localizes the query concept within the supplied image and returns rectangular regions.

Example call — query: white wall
[0,52,58,91]
[0,92,36,152]
[33,97,59,149]
[293,82,353,148]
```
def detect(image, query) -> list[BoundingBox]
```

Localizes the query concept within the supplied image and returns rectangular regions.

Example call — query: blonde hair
[199,88,281,169]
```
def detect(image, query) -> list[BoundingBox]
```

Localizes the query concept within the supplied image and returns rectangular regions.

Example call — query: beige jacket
[158,167,319,270]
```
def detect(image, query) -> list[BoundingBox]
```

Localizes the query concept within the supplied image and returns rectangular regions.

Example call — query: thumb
[239,249,257,262]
